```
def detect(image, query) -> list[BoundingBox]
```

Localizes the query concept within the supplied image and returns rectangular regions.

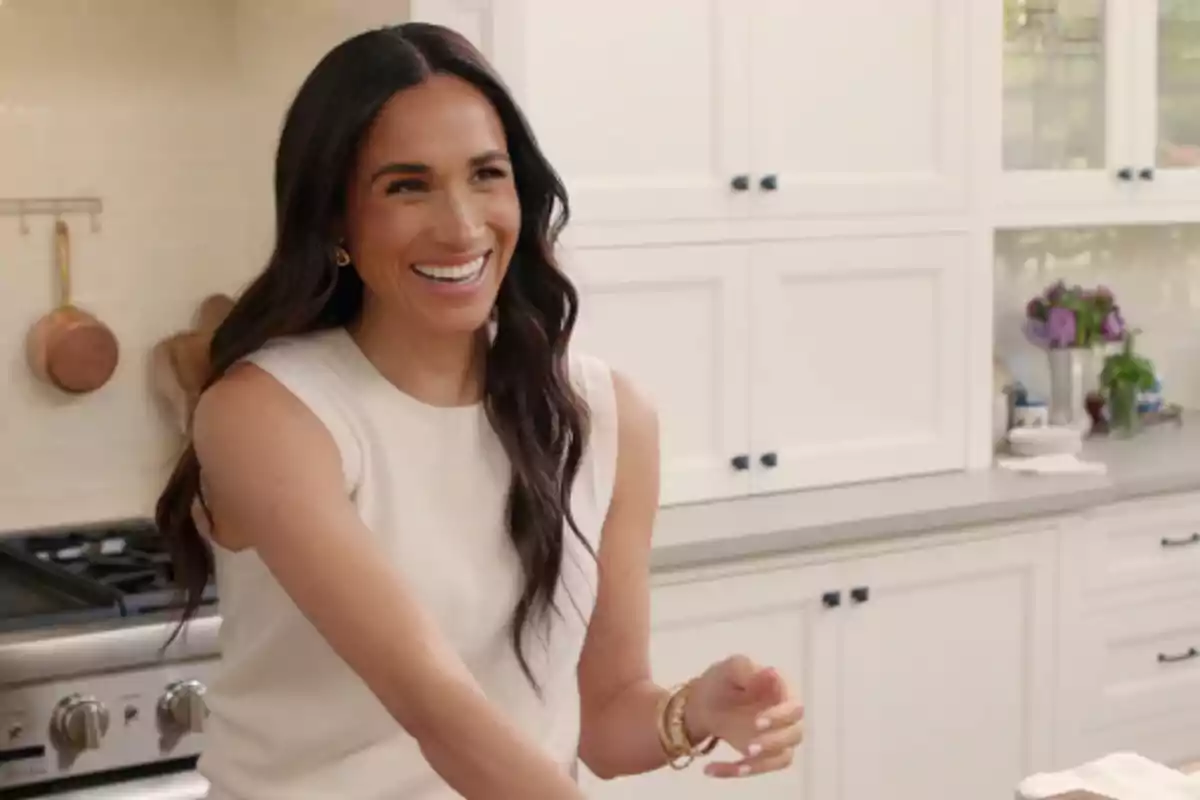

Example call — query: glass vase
[1108,383,1140,436]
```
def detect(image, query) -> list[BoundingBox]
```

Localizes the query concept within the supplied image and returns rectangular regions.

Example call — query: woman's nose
[431,188,485,248]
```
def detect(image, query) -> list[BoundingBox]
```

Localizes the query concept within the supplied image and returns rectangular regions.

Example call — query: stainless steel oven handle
[33,770,210,799]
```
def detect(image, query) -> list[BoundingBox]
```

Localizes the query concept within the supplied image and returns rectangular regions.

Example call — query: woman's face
[343,74,521,337]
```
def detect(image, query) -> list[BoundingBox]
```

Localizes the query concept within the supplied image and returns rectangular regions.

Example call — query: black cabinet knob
[850,586,870,604]
[759,452,778,468]
[730,454,750,471]
[821,591,841,609]
[1139,167,1155,181]
[730,174,750,191]
[759,174,779,191]
[1116,167,1134,181]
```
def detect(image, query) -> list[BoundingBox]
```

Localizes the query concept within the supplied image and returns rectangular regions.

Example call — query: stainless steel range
[0,520,218,798]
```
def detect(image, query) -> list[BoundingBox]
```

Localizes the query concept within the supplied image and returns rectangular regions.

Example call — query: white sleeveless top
[199,328,619,800]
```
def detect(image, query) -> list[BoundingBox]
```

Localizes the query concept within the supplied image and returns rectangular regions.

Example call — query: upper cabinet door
[1128,0,1200,205]
[480,0,752,225]
[563,243,752,506]
[747,0,969,219]
[997,0,1140,212]
[748,234,968,494]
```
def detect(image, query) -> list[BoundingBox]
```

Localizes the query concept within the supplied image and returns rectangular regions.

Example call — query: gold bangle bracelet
[657,681,720,770]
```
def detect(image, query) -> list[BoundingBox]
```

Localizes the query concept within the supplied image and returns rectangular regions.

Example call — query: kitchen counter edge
[650,418,1200,572]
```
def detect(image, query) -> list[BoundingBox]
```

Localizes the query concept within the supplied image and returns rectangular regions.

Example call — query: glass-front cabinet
[1136,0,1200,202]
[998,0,1134,212]
[998,0,1200,220]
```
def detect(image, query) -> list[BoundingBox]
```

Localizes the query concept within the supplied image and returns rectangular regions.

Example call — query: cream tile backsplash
[995,225,1200,409]
[0,0,406,532]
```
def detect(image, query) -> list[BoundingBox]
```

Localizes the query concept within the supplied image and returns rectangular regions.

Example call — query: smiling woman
[154,22,802,800]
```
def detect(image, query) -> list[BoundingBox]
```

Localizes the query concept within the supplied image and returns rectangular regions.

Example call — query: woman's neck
[348,308,487,408]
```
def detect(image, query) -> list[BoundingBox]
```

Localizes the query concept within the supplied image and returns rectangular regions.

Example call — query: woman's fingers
[754,700,804,732]
[703,716,804,778]
[748,718,804,755]
[704,746,796,778]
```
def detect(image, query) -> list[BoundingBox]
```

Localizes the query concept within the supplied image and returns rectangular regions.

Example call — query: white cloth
[1016,752,1200,800]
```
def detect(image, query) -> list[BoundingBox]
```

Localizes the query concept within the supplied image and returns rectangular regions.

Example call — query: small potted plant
[1099,331,1157,435]
[1024,281,1127,427]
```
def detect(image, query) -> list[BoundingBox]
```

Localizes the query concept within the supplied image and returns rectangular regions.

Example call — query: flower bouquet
[1023,280,1126,349]
[1023,281,1128,428]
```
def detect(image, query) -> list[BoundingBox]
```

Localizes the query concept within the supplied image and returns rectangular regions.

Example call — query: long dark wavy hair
[155,24,592,688]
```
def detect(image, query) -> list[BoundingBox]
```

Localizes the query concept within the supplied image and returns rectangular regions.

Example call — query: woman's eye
[475,166,509,182]
[385,179,427,195]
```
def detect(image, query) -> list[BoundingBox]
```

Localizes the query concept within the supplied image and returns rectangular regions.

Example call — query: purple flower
[1102,309,1125,341]
[1046,306,1077,347]
[1023,318,1050,348]
[1045,280,1068,304]
[1026,297,1048,320]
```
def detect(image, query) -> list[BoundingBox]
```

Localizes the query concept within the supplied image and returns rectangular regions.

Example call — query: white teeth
[412,254,487,283]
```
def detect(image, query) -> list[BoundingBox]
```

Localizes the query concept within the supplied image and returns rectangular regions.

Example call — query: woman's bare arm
[193,364,584,800]
[576,371,708,779]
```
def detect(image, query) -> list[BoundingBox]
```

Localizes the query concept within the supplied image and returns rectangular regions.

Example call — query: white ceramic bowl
[1007,425,1083,457]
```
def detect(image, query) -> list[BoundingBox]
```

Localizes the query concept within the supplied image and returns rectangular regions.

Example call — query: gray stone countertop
[650,414,1200,571]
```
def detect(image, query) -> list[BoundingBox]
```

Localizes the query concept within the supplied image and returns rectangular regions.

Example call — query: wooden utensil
[25,220,120,394]
[151,331,209,434]
[193,293,234,336]
[150,293,232,434]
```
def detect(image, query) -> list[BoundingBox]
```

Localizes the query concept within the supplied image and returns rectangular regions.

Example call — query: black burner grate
[0,520,217,633]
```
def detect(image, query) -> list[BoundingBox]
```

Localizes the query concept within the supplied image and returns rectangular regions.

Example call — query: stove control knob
[52,695,111,751]
[159,680,208,734]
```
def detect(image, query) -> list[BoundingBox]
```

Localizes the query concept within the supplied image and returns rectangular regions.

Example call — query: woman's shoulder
[220,327,365,490]
[243,327,350,369]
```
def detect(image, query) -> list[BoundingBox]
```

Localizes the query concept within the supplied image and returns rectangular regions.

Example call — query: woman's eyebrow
[369,150,511,183]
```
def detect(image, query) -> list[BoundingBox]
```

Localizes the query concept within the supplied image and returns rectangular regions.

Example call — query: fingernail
[748,743,763,757]
[738,765,751,777]
[756,716,771,730]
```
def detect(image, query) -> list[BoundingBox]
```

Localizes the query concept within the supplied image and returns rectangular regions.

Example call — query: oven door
[31,771,210,799]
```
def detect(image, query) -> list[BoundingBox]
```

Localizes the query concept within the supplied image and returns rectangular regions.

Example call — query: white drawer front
[1082,493,1200,598]
[1070,598,1200,768]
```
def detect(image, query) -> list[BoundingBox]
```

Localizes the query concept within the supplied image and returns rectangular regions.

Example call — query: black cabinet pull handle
[759,452,778,468]
[1116,167,1134,181]
[730,454,750,471]
[730,174,750,192]
[759,174,779,191]
[1139,167,1155,181]
[1161,533,1200,548]
[850,586,870,604]
[821,591,841,609]
[1158,647,1198,664]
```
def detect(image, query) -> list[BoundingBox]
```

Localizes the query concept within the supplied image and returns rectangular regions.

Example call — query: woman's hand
[686,655,804,778]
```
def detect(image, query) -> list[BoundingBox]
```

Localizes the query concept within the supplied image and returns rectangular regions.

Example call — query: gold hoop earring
[333,244,352,268]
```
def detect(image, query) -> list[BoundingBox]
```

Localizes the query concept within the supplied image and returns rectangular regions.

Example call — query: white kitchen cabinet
[582,527,1056,800]
[818,529,1058,800]
[994,0,1200,223]
[419,0,969,225]
[748,235,968,493]
[1055,495,1200,770]
[565,244,752,505]
[744,0,968,222]
[565,234,968,504]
